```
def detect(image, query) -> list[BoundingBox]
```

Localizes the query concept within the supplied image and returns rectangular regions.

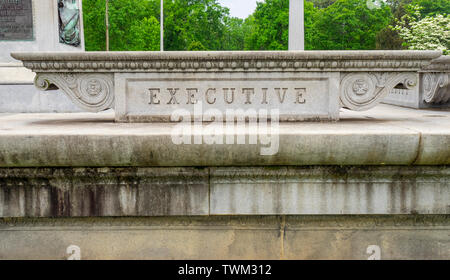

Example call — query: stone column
[289,0,304,51]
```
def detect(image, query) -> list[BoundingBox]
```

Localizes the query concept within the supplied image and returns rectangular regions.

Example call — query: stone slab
[0,168,209,217]
[0,216,448,260]
[0,62,34,84]
[0,166,448,217]
[210,167,450,215]
[115,72,340,122]
[0,105,448,166]
[11,51,443,120]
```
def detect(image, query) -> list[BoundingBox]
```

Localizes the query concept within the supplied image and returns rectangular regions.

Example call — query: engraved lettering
[148,88,161,104]
[167,88,180,104]
[242,88,255,105]
[261,88,268,104]
[205,88,216,104]
[294,88,306,104]
[275,88,288,104]
[0,0,33,40]
[223,88,235,104]
[186,88,198,104]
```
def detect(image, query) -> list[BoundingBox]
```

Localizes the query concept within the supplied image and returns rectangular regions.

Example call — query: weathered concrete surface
[0,216,448,260]
[0,168,209,217]
[0,166,448,217]
[0,84,82,113]
[0,63,83,113]
[210,167,450,215]
[0,104,447,166]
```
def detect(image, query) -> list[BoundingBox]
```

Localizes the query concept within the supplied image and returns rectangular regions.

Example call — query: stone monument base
[0,104,448,260]
[11,51,443,121]
[383,56,450,109]
[1,216,448,260]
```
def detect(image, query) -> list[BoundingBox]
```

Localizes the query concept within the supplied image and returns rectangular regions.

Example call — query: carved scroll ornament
[422,73,450,104]
[35,73,114,112]
[340,72,417,111]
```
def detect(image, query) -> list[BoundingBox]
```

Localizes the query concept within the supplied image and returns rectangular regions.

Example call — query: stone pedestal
[384,56,450,108]
[0,104,448,259]
[0,0,84,113]
[11,50,443,120]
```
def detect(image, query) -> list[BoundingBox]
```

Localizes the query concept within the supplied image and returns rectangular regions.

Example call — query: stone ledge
[0,105,448,166]
[0,63,35,84]
[0,166,449,217]
[12,50,442,72]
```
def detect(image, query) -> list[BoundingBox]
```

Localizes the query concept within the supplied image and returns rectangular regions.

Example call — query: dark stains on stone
[0,167,209,217]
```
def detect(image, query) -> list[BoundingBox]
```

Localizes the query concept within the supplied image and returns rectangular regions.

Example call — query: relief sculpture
[58,0,81,47]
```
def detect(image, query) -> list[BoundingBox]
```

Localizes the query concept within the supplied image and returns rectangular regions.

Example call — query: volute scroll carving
[340,72,417,111]
[34,73,115,112]
[422,73,450,104]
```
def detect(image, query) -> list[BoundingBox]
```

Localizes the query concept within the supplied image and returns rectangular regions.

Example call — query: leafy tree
[307,0,336,8]
[163,0,230,50]
[376,0,412,50]
[223,17,245,50]
[243,0,317,50]
[385,0,412,18]
[83,0,231,51]
[187,41,208,50]
[82,0,160,51]
[410,0,450,17]
[377,0,450,50]
[81,0,446,52]
[312,0,392,50]
[244,0,289,50]
[376,26,405,50]
[127,17,160,51]
[393,5,450,54]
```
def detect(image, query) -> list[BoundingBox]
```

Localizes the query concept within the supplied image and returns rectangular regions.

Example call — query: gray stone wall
[0,216,448,260]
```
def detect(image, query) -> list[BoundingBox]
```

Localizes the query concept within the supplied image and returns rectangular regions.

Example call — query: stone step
[0,104,449,166]
[0,216,448,260]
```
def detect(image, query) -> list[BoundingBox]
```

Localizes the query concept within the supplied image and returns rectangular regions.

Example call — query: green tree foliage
[376,0,449,50]
[223,17,245,50]
[376,0,412,50]
[410,0,450,17]
[393,5,450,54]
[243,0,290,50]
[83,0,160,51]
[312,0,392,50]
[307,0,336,8]
[243,0,316,50]
[83,0,232,51]
[82,0,447,52]
[163,0,230,51]
[127,17,160,51]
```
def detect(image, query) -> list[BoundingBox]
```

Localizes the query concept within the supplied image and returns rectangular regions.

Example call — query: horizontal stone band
[12,50,442,72]
[10,51,446,121]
